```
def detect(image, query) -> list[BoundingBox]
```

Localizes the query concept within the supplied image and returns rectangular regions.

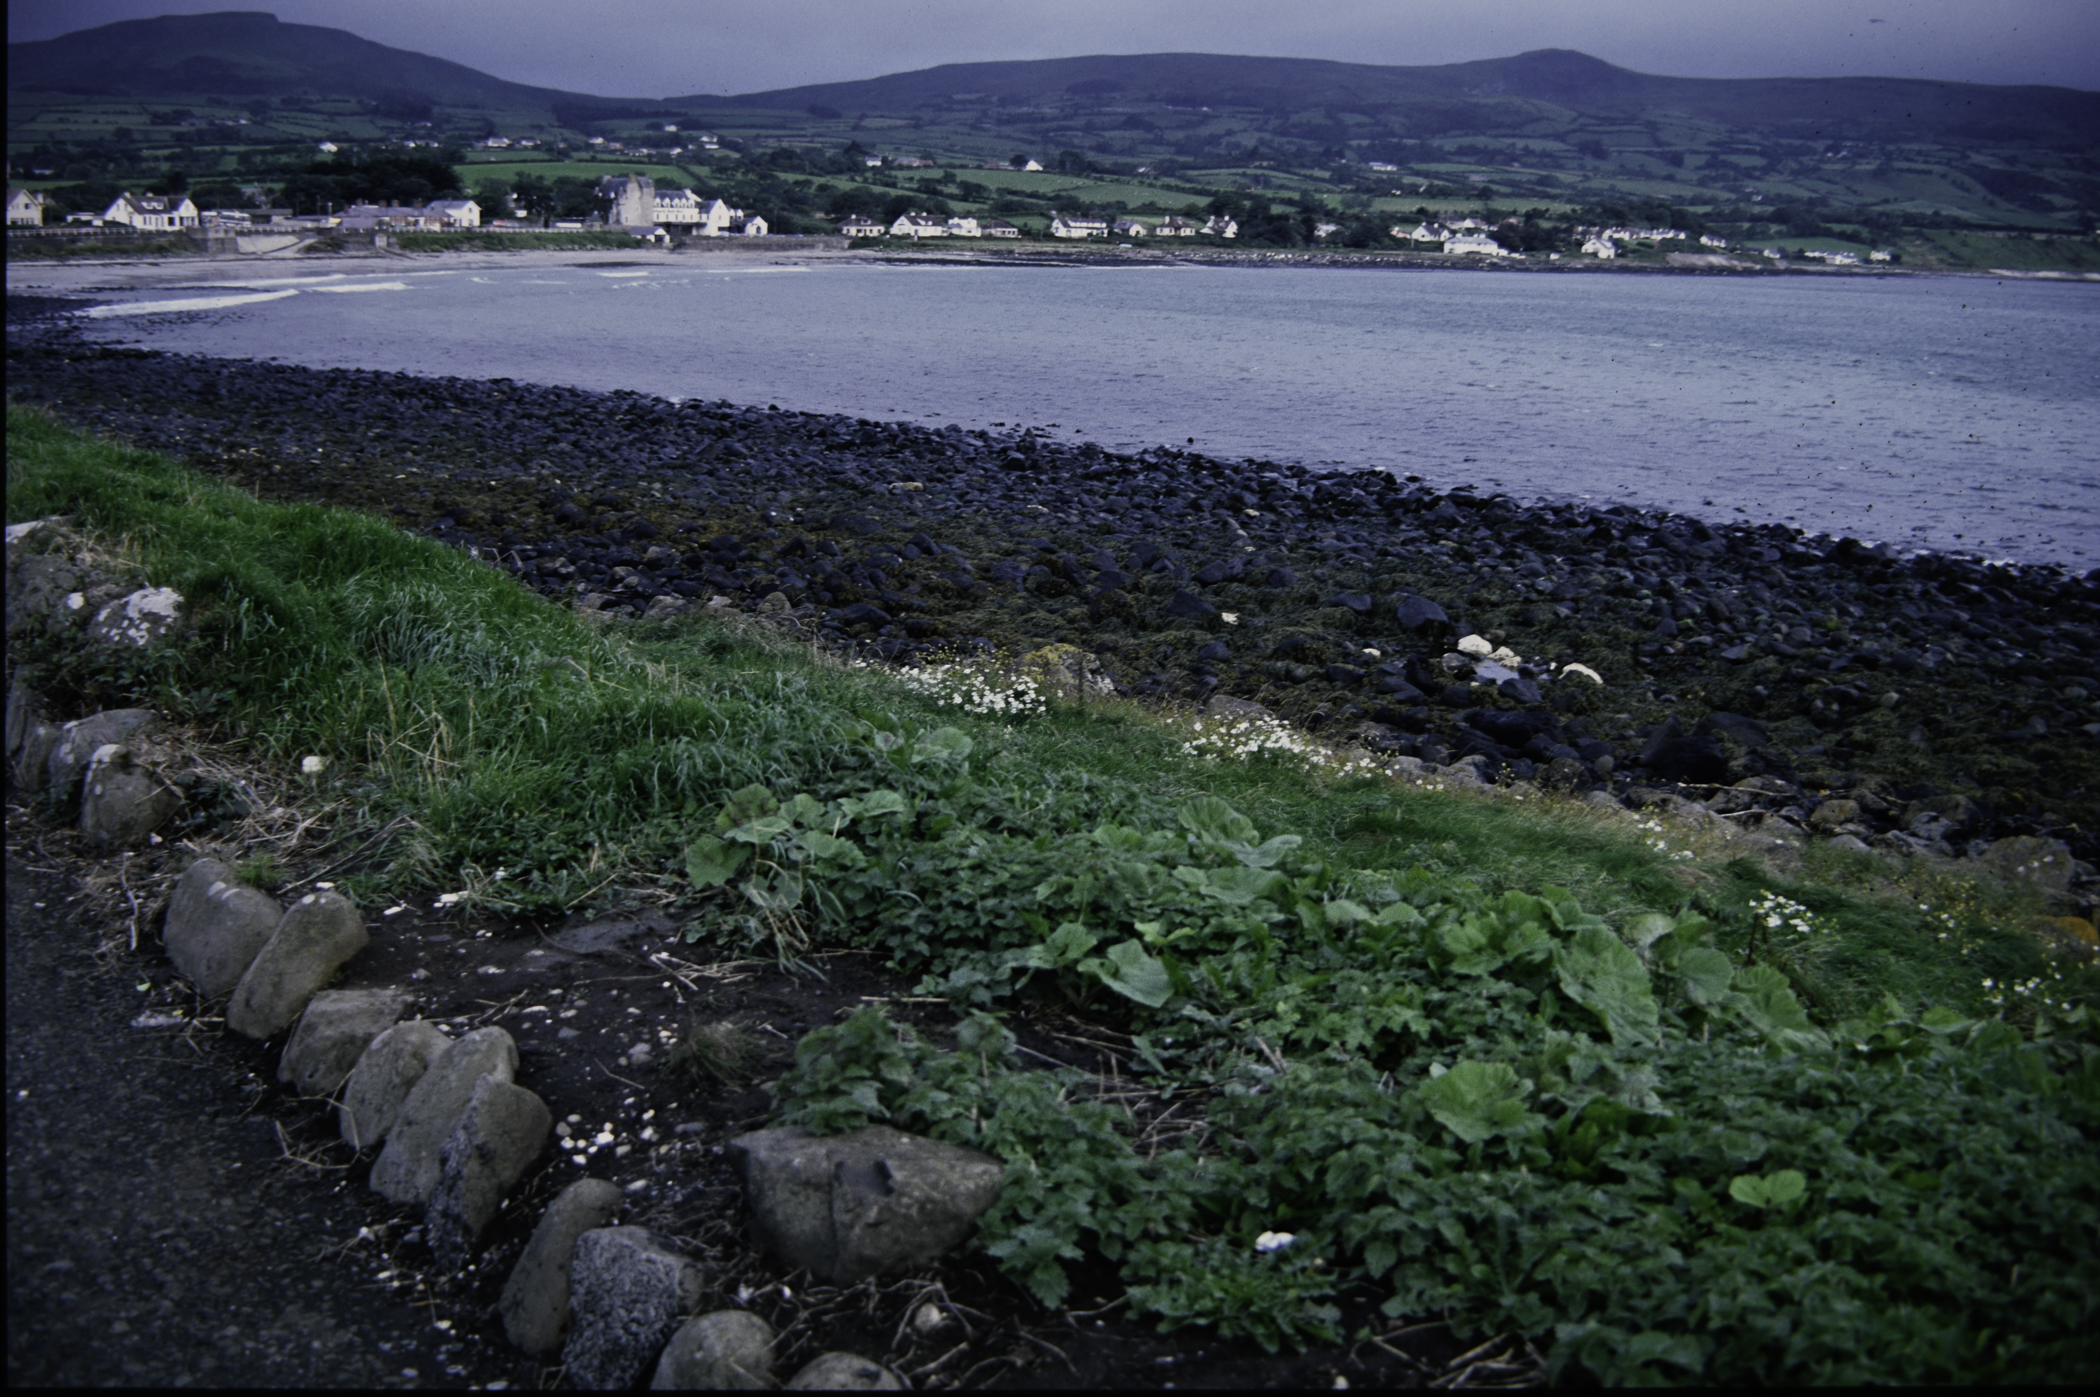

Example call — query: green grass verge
[9,406,2098,1381]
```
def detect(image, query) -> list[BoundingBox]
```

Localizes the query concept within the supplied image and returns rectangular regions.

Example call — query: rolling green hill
[6,9,582,114]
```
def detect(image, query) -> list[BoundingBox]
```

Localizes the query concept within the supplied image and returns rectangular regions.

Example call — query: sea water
[52,259,2100,568]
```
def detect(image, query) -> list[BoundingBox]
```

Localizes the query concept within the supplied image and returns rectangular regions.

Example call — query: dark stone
[1194,561,1232,585]
[1195,641,1231,662]
[1164,589,1218,620]
[1499,677,1543,704]
[1645,736,1730,784]
[1375,677,1426,703]
[1328,592,1373,615]
[834,603,892,628]
[1696,712,1770,749]
[1262,568,1297,588]
[1438,683,1474,707]
[1393,595,1450,633]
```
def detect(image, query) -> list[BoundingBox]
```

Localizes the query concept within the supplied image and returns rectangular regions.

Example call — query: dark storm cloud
[10,0,2097,96]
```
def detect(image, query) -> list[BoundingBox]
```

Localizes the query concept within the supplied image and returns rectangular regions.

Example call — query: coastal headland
[9,292,2097,877]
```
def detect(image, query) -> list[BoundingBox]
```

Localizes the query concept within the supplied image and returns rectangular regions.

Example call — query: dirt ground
[4,787,1538,1389]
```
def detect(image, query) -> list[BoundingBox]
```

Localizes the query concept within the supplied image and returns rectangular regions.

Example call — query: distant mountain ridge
[10,10,2096,150]
[702,48,2099,149]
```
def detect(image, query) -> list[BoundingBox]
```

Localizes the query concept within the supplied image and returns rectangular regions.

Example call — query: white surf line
[81,290,301,318]
[598,270,652,278]
[183,269,458,290]
[305,281,409,293]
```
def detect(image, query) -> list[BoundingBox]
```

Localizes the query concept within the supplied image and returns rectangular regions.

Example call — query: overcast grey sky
[11,0,2099,96]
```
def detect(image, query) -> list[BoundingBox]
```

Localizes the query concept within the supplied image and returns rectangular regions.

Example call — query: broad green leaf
[1078,940,1172,1008]
[1045,922,1100,965]
[1625,912,1676,952]
[1370,901,1423,929]
[785,792,825,825]
[714,782,778,832]
[1920,1006,1974,1034]
[1322,900,1375,928]
[724,813,795,845]
[840,788,909,821]
[912,726,974,764]
[1677,946,1736,1006]
[1727,1173,1771,1207]
[1199,866,1288,906]
[684,834,748,889]
[1729,1169,1805,1208]
[1731,965,1830,1052]
[1232,834,1303,869]
[1177,795,1259,845]
[1554,926,1661,1047]
[798,829,866,867]
[1416,1060,1538,1144]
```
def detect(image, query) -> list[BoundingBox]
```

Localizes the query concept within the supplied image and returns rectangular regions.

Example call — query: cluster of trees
[278,152,465,214]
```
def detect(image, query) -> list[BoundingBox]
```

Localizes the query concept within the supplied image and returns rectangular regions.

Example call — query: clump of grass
[663,1019,762,1086]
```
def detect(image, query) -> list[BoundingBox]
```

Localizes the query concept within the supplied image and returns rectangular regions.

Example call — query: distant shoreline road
[11,235,2100,283]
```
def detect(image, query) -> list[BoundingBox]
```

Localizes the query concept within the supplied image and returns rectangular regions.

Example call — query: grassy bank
[389,229,642,253]
[9,407,2098,1382]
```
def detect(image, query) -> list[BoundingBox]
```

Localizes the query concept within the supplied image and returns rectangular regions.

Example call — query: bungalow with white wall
[1112,217,1149,238]
[1313,221,1340,241]
[979,219,1020,238]
[1153,215,1199,237]
[7,187,47,226]
[101,192,200,231]
[1581,235,1617,259]
[838,215,885,238]
[1398,221,1448,244]
[426,198,481,228]
[890,212,947,238]
[337,203,439,230]
[695,198,743,236]
[945,215,982,237]
[1202,214,1238,238]
[1444,230,1510,255]
[733,214,768,236]
[1050,213,1109,239]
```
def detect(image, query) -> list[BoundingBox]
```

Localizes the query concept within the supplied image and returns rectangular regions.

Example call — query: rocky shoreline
[7,297,2096,898]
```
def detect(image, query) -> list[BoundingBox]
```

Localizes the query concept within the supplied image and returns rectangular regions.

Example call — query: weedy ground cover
[10,406,2098,1383]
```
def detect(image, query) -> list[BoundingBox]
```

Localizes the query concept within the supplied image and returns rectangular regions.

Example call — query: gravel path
[4,852,525,1390]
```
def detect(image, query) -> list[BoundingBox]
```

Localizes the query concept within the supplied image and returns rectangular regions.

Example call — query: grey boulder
[651,1310,777,1390]
[339,1019,451,1149]
[368,1027,518,1204]
[563,1227,706,1391]
[225,890,369,1040]
[426,1077,553,1270]
[78,744,182,847]
[47,709,161,796]
[11,715,61,792]
[277,988,411,1097]
[499,1177,625,1355]
[1974,835,2077,893]
[728,1125,1005,1285]
[784,1353,905,1390]
[87,586,186,648]
[163,858,283,999]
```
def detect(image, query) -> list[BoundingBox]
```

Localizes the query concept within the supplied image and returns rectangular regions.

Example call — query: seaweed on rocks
[8,307,2096,891]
